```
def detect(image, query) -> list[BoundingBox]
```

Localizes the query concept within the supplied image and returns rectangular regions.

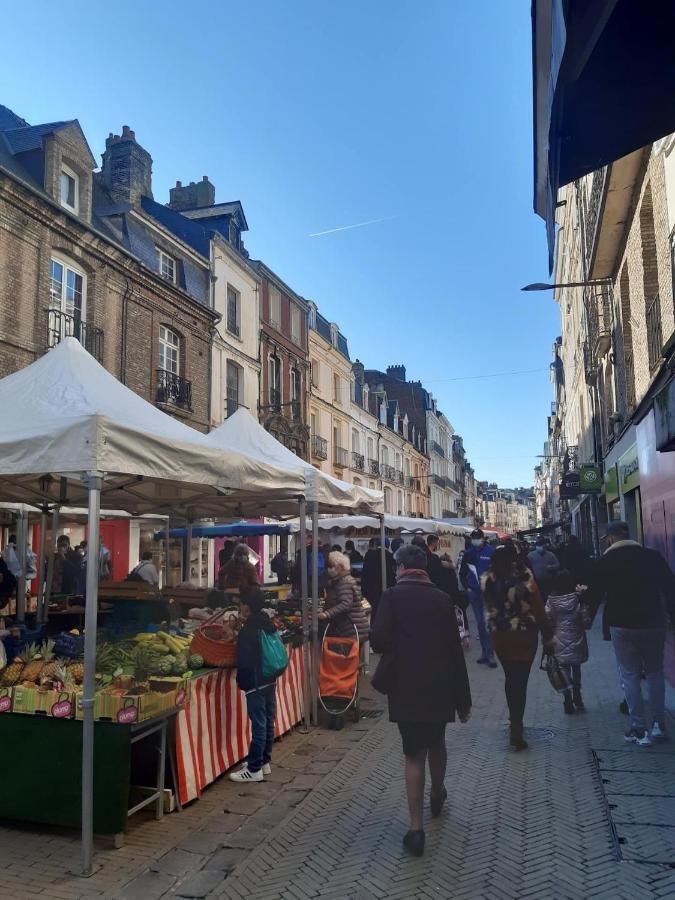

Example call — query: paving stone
[173,870,226,898]
[221,795,267,816]
[221,826,269,850]
[288,774,323,790]
[274,789,309,808]
[177,833,224,855]
[114,871,177,900]
[203,848,248,872]
[199,814,248,835]
[263,767,296,784]
[150,849,207,877]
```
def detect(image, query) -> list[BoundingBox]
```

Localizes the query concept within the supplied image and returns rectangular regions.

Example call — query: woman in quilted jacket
[318,551,369,643]
[545,569,589,715]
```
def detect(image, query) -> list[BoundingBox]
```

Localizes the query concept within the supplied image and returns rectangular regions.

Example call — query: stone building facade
[0,106,215,430]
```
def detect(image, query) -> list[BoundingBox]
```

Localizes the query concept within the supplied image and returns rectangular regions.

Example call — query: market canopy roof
[532,0,675,269]
[204,408,383,515]
[0,339,299,516]
[288,514,467,536]
[155,522,291,539]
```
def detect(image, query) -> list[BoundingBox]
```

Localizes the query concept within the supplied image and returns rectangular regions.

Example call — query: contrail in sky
[308,215,397,237]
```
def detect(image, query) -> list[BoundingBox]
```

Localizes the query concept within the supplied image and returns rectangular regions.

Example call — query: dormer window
[308,304,317,330]
[60,165,79,214]
[330,323,338,348]
[158,249,176,283]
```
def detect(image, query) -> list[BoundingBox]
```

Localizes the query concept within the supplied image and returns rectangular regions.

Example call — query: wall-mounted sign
[559,472,580,498]
[617,444,640,494]
[579,465,602,493]
[604,464,619,503]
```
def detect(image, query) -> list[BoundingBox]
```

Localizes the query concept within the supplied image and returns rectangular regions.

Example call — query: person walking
[561,534,591,586]
[344,540,364,566]
[459,529,497,667]
[545,569,588,714]
[527,538,560,600]
[218,543,260,592]
[361,537,395,621]
[372,542,471,857]
[483,544,553,750]
[229,589,279,782]
[270,549,289,585]
[588,521,675,745]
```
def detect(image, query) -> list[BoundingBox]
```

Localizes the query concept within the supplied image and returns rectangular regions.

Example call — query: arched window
[159,325,180,374]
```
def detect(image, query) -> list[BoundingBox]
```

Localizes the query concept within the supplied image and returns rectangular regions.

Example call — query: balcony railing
[291,400,301,421]
[382,464,397,482]
[646,293,663,371]
[369,458,380,476]
[431,473,446,488]
[624,348,636,412]
[334,446,348,468]
[395,469,404,485]
[405,476,421,491]
[431,440,445,457]
[156,369,192,410]
[442,508,456,519]
[446,478,460,493]
[587,284,612,358]
[47,309,103,362]
[352,451,365,471]
[270,388,281,411]
[584,166,607,263]
[311,434,328,460]
[226,317,240,338]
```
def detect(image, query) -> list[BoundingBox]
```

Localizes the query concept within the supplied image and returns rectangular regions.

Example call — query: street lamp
[521,279,611,291]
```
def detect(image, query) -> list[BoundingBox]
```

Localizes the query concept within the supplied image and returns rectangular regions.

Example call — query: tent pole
[164,515,171,589]
[81,474,102,877]
[37,509,48,624]
[15,508,27,624]
[379,515,387,597]
[44,505,59,610]
[185,521,193,583]
[311,500,319,725]
[299,498,310,733]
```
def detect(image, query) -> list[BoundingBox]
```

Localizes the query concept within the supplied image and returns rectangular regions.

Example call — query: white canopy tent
[204,409,383,515]
[0,339,322,875]
[288,514,468,536]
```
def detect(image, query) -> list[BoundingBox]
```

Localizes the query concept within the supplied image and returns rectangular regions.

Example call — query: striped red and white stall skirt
[175,646,306,804]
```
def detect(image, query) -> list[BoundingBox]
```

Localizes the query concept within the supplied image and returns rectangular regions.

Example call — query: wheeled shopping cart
[318,622,361,730]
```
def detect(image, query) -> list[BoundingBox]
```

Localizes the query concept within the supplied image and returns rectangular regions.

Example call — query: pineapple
[19,642,45,683]
[67,660,84,684]
[0,657,24,686]
[37,640,60,684]
[49,663,76,691]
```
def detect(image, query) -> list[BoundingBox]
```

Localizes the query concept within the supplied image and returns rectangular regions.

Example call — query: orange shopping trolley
[318,622,360,730]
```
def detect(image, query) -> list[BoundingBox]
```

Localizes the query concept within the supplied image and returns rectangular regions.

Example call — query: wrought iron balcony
[47,309,103,362]
[382,464,397,482]
[446,478,460,493]
[352,451,365,471]
[291,400,301,421]
[395,469,404,485]
[334,446,349,468]
[431,473,447,488]
[587,284,613,359]
[369,458,380,476]
[311,434,328,460]
[270,388,282,411]
[431,440,445,457]
[156,369,192,410]
[405,476,421,491]
[583,166,607,263]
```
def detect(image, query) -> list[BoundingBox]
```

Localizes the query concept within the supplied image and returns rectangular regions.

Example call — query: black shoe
[510,725,529,751]
[488,658,498,669]
[403,830,425,857]
[430,786,447,818]
[564,694,575,715]
[619,699,629,715]
[572,691,585,711]
[476,657,488,665]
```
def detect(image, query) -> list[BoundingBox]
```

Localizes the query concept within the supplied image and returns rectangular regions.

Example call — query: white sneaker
[262,763,272,775]
[624,727,652,747]
[651,721,667,741]
[229,766,263,783]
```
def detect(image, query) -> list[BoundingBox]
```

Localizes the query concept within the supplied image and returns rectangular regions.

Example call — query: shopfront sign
[618,444,640,494]
[579,465,602,493]
[654,377,675,451]
[559,472,580,498]
[604,464,619,503]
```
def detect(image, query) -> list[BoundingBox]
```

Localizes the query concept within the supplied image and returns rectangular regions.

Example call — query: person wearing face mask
[459,530,497,667]
[318,551,369,644]
[527,538,560,601]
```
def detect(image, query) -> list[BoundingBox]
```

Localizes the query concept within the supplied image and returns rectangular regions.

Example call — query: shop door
[98,521,129,582]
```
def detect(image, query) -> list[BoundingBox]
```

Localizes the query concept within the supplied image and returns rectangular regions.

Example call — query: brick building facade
[0,106,215,430]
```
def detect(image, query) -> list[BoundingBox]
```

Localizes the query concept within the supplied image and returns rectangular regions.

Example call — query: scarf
[397,569,432,583]
[604,539,641,555]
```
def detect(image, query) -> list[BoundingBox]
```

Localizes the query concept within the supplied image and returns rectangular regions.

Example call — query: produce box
[12,685,78,719]
[74,677,190,725]
[148,675,192,705]
[0,686,13,714]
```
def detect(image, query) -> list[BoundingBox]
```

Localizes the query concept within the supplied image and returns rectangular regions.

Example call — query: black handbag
[540,649,571,693]
[371,654,395,694]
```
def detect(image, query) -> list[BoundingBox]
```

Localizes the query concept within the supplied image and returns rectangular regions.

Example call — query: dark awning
[532,0,675,270]
[517,521,564,537]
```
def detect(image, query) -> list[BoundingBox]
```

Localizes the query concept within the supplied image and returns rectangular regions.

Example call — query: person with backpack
[229,588,287,783]
[127,552,159,586]
[545,569,589,714]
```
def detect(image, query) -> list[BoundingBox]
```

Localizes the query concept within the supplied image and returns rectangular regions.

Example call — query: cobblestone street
[1,624,674,900]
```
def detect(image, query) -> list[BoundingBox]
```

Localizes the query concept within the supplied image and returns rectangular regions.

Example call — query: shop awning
[517,521,563,537]
[155,522,291,539]
[532,0,675,269]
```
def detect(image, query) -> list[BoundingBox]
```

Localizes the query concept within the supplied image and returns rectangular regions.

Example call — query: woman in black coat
[372,543,471,857]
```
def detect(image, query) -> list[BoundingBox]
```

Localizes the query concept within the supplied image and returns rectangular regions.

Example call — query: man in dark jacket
[589,521,675,746]
[372,542,471,857]
[229,589,278,782]
[460,530,497,667]
[360,538,395,619]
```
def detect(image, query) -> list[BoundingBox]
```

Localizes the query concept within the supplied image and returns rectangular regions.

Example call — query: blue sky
[2,0,558,487]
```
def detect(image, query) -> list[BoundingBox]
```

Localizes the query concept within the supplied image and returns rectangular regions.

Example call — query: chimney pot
[176,180,182,188]
[203,175,209,181]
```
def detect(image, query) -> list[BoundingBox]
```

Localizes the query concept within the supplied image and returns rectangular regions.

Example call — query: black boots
[510,722,528,750]
[572,689,585,711]
[563,693,575,714]
[403,830,425,856]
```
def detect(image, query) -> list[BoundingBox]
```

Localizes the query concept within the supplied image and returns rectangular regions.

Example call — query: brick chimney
[352,359,365,384]
[100,125,152,206]
[168,175,215,210]
[387,364,406,382]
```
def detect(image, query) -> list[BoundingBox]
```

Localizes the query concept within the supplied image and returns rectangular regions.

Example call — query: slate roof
[3,121,73,154]
[140,196,211,259]
[181,201,249,231]
[0,105,28,131]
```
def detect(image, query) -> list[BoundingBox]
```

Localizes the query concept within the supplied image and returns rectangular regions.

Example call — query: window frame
[269,285,281,329]
[158,249,177,284]
[333,373,341,404]
[50,256,86,319]
[158,325,180,376]
[290,304,300,344]
[225,359,243,417]
[226,284,241,337]
[269,353,281,407]
[59,164,79,214]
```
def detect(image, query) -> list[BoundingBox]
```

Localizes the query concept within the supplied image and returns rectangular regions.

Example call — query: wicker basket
[190,612,238,668]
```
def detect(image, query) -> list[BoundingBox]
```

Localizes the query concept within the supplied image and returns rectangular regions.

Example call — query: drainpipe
[120,279,132,384]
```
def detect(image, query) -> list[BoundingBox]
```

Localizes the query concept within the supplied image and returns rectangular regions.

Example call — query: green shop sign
[618,444,640,494]
[604,464,619,503]
[579,465,602,493]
